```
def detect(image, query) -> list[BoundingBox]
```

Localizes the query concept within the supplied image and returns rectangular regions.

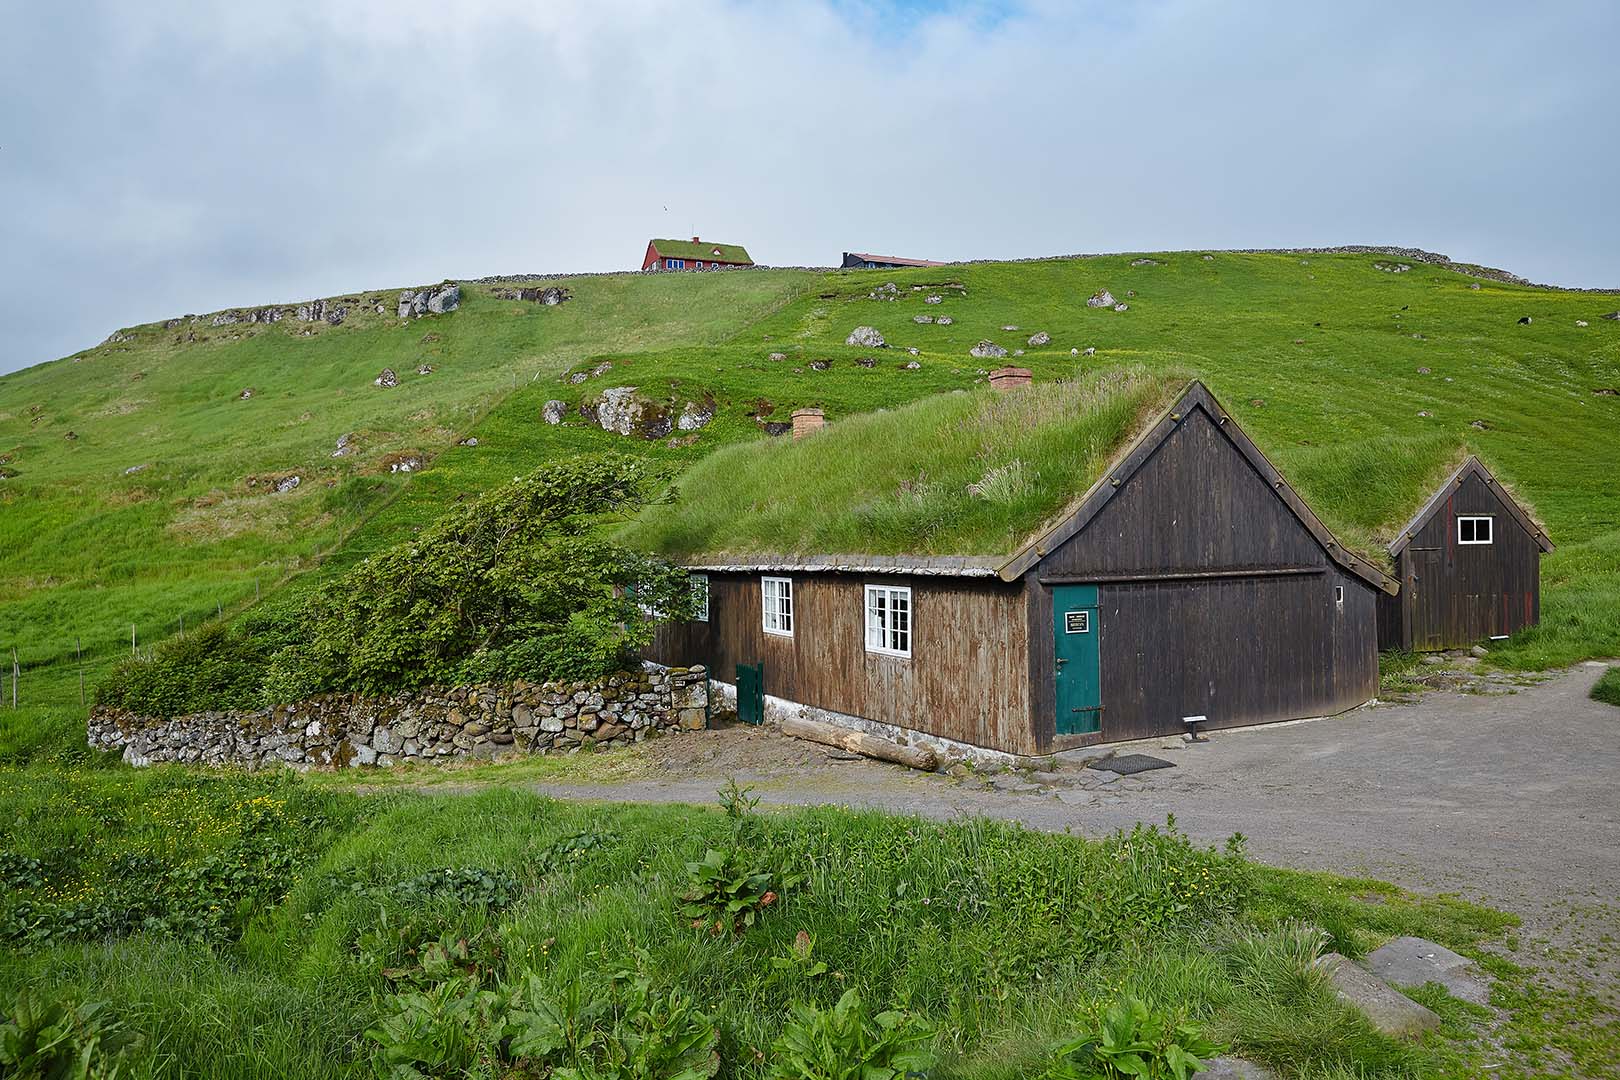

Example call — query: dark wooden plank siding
[1401,472,1543,650]
[1039,407,1324,578]
[648,573,1035,754]
[1032,400,1379,749]
[1091,570,1377,742]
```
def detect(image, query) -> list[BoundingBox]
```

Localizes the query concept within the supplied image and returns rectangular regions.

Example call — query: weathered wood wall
[647,573,1036,754]
[1028,404,1379,748]
[1391,471,1543,651]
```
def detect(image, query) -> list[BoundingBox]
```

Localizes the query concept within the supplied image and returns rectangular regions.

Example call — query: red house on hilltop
[641,236,754,271]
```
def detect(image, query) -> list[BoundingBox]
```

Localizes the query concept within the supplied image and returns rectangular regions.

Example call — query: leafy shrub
[387,867,521,909]
[268,452,701,696]
[768,989,934,1080]
[1042,996,1221,1080]
[679,847,790,935]
[93,621,271,717]
[0,990,139,1079]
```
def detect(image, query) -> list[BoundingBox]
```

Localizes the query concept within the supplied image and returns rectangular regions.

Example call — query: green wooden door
[736,663,764,725]
[1053,585,1101,735]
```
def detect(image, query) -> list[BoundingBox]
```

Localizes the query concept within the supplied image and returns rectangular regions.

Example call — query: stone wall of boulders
[87,664,708,769]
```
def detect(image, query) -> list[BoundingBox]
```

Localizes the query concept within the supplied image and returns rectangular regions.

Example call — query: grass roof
[623,366,1187,560]
[651,239,753,264]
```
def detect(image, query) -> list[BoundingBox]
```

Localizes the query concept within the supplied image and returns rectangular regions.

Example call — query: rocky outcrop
[542,400,568,424]
[845,326,885,348]
[970,340,1008,359]
[677,400,715,431]
[88,665,709,769]
[1027,331,1050,346]
[1086,290,1116,309]
[493,285,571,305]
[397,283,462,319]
[375,368,398,388]
[295,299,346,325]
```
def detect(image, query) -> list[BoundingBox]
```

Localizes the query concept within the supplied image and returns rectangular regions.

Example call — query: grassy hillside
[3,250,1618,723]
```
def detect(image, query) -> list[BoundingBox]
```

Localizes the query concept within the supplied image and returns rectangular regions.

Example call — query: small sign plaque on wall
[1064,610,1090,634]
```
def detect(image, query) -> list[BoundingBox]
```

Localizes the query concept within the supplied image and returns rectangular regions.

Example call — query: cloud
[2,0,1617,374]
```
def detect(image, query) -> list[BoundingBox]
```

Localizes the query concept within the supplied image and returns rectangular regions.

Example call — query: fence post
[77,637,85,707]
[9,647,16,710]
[178,614,184,637]
[131,623,137,656]
[217,600,223,618]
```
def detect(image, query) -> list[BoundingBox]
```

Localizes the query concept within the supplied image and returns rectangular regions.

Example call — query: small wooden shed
[645,380,1397,757]
[1376,456,1553,652]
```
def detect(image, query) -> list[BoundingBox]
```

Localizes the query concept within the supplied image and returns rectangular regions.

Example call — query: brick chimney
[988,367,1033,392]
[691,235,701,243]
[791,407,825,439]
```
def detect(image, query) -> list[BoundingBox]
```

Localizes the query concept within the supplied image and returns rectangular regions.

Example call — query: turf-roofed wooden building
[635,375,1396,758]
[1376,456,1553,653]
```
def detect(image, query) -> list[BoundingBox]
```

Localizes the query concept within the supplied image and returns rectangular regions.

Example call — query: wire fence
[5,582,265,711]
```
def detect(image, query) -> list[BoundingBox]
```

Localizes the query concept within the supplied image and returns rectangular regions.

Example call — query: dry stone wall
[88,665,708,769]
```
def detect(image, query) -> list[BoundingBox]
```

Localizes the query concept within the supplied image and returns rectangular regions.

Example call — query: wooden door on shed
[1053,585,1101,734]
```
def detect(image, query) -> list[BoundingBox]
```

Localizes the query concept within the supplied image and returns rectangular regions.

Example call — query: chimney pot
[691,235,700,243]
[790,407,825,439]
[987,366,1033,392]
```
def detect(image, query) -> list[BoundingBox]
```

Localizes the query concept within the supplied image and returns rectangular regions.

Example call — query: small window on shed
[864,584,912,658]
[1333,585,1344,606]
[1458,516,1493,545]
[691,574,709,622]
[762,576,793,637]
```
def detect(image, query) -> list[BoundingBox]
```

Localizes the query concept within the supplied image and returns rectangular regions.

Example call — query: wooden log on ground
[780,716,938,771]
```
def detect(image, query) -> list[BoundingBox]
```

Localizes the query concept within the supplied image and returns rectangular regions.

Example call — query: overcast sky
[2,0,1617,376]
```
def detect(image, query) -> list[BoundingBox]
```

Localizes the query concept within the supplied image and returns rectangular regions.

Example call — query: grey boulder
[1317,953,1441,1039]
[846,326,886,348]
[1365,936,1490,1005]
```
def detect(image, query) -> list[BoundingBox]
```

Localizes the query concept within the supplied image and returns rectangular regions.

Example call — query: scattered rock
[1602,311,1620,320]
[1027,331,1050,346]
[924,295,942,304]
[122,464,148,476]
[1373,261,1411,273]
[1576,320,1589,327]
[332,433,356,457]
[294,299,346,325]
[593,387,673,439]
[1249,398,1265,407]
[1012,349,1025,357]
[1071,348,1079,355]
[1317,953,1440,1039]
[1000,325,1019,332]
[1082,347,1096,356]
[1470,419,1490,430]
[761,421,792,436]
[810,360,830,371]
[1113,303,1129,312]
[1469,283,1481,290]
[273,475,301,494]
[459,437,478,446]
[1517,316,1532,325]
[542,400,568,424]
[374,368,398,388]
[1471,644,1489,658]
[677,401,714,431]
[914,314,934,324]
[1293,338,1306,345]
[104,330,133,344]
[416,364,434,376]
[1594,388,1619,396]
[397,283,461,319]
[1417,367,1431,374]
[1199,1060,1278,1080]
[970,340,1009,359]
[769,352,787,361]
[907,347,919,355]
[1366,936,1490,1006]
[902,360,921,370]
[1126,289,1137,298]
[1417,410,1432,417]
[1202,254,1215,261]
[63,431,78,441]
[937,316,953,325]
[238,388,255,400]
[1130,258,1160,267]
[855,357,876,368]
[383,452,426,474]
[492,285,571,305]
[1086,289,1116,309]
[846,326,886,348]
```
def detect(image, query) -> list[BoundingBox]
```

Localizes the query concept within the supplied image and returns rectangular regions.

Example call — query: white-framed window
[1458,516,1493,545]
[691,574,709,622]
[864,584,912,658]
[762,576,794,637]
[667,258,685,270]
[1333,585,1345,606]
[695,260,704,269]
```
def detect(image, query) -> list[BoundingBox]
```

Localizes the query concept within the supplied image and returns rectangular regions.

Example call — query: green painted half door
[1053,585,1101,735]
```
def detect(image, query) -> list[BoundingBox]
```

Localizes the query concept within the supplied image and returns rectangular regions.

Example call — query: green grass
[1593,666,1620,707]
[623,365,1185,558]
[1,764,1579,1079]
[4,249,1619,699]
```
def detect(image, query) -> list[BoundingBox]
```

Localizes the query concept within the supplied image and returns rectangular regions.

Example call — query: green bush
[0,990,140,1079]
[1042,996,1222,1080]
[93,621,271,717]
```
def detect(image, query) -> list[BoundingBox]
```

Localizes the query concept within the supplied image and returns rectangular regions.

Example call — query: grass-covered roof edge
[995,380,1397,593]
[649,238,754,264]
[1387,455,1555,557]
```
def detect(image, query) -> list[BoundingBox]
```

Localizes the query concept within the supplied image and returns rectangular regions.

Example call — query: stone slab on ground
[1318,953,1441,1039]
[1200,1059,1278,1080]
[1366,936,1491,1005]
